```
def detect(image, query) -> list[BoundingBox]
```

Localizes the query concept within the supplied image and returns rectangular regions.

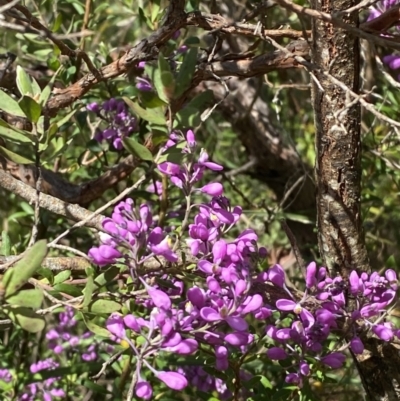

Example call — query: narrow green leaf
[82,275,94,307]
[175,47,198,97]
[88,299,122,314]
[18,96,42,123]
[6,306,46,333]
[53,270,71,285]
[0,146,34,164]
[31,77,41,97]
[94,266,120,288]
[16,66,33,97]
[80,314,111,338]
[52,283,82,297]
[4,240,47,297]
[0,120,33,143]
[6,289,44,309]
[122,137,153,162]
[54,109,77,128]
[83,380,112,394]
[39,85,51,106]
[153,53,175,103]
[1,231,11,256]
[0,89,25,117]
[123,97,165,126]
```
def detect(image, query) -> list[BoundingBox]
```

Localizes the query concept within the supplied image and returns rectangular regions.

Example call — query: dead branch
[0,170,105,230]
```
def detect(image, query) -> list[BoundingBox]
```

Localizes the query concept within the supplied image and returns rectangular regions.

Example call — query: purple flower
[373,323,394,341]
[106,313,126,339]
[321,352,346,368]
[158,371,188,390]
[199,183,224,196]
[136,380,153,399]
[267,347,288,360]
[350,336,364,354]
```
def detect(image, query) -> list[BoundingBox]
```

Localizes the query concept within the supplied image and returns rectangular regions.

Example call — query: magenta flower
[158,371,188,390]
[267,347,288,360]
[199,183,224,196]
[321,352,346,368]
[136,380,153,399]
[350,336,364,354]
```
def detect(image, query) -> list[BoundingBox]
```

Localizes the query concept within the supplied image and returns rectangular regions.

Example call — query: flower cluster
[18,359,65,401]
[86,129,400,397]
[46,307,97,362]
[88,198,178,267]
[87,98,138,150]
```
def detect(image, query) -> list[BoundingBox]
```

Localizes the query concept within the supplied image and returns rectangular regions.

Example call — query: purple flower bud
[241,294,263,314]
[106,314,126,339]
[385,269,398,289]
[207,276,221,293]
[158,162,181,176]
[226,316,248,331]
[87,102,100,113]
[212,240,227,264]
[88,245,122,266]
[276,299,296,311]
[268,264,285,287]
[267,347,288,360]
[350,336,364,354]
[165,339,198,354]
[224,332,251,346]
[186,130,196,148]
[187,287,206,308]
[299,361,310,376]
[147,287,172,310]
[321,352,346,368]
[124,315,140,332]
[373,324,394,341]
[136,381,153,399]
[235,280,247,297]
[305,262,317,288]
[349,270,362,294]
[199,183,223,196]
[285,373,301,385]
[158,371,188,390]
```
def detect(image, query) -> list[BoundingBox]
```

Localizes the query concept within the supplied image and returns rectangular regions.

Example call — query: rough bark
[311,0,400,399]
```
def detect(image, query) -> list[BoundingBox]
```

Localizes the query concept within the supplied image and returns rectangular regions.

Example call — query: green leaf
[83,380,112,394]
[82,274,94,307]
[52,283,82,297]
[6,306,46,333]
[0,146,34,164]
[4,240,47,297]
[18,96,42,123]
[122,137,153,162]
[123,97,165,126]
[152,53,175,103]
[0,89,25,117]
[0,119,33,144]
[54,109,77,128]
[175,47,198,97]
[16,66,33,97]
[39,85,52,106]
[88,299,122,314]
[30,77,42,98]
[6,289,44,309]
[94,266,120,288]
[1,231,11,256]
[81,314,111,338]
[53,270,71,285]
[174,90,214,128]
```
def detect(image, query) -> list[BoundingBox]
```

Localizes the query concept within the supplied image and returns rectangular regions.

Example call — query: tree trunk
[311,1,400,400]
